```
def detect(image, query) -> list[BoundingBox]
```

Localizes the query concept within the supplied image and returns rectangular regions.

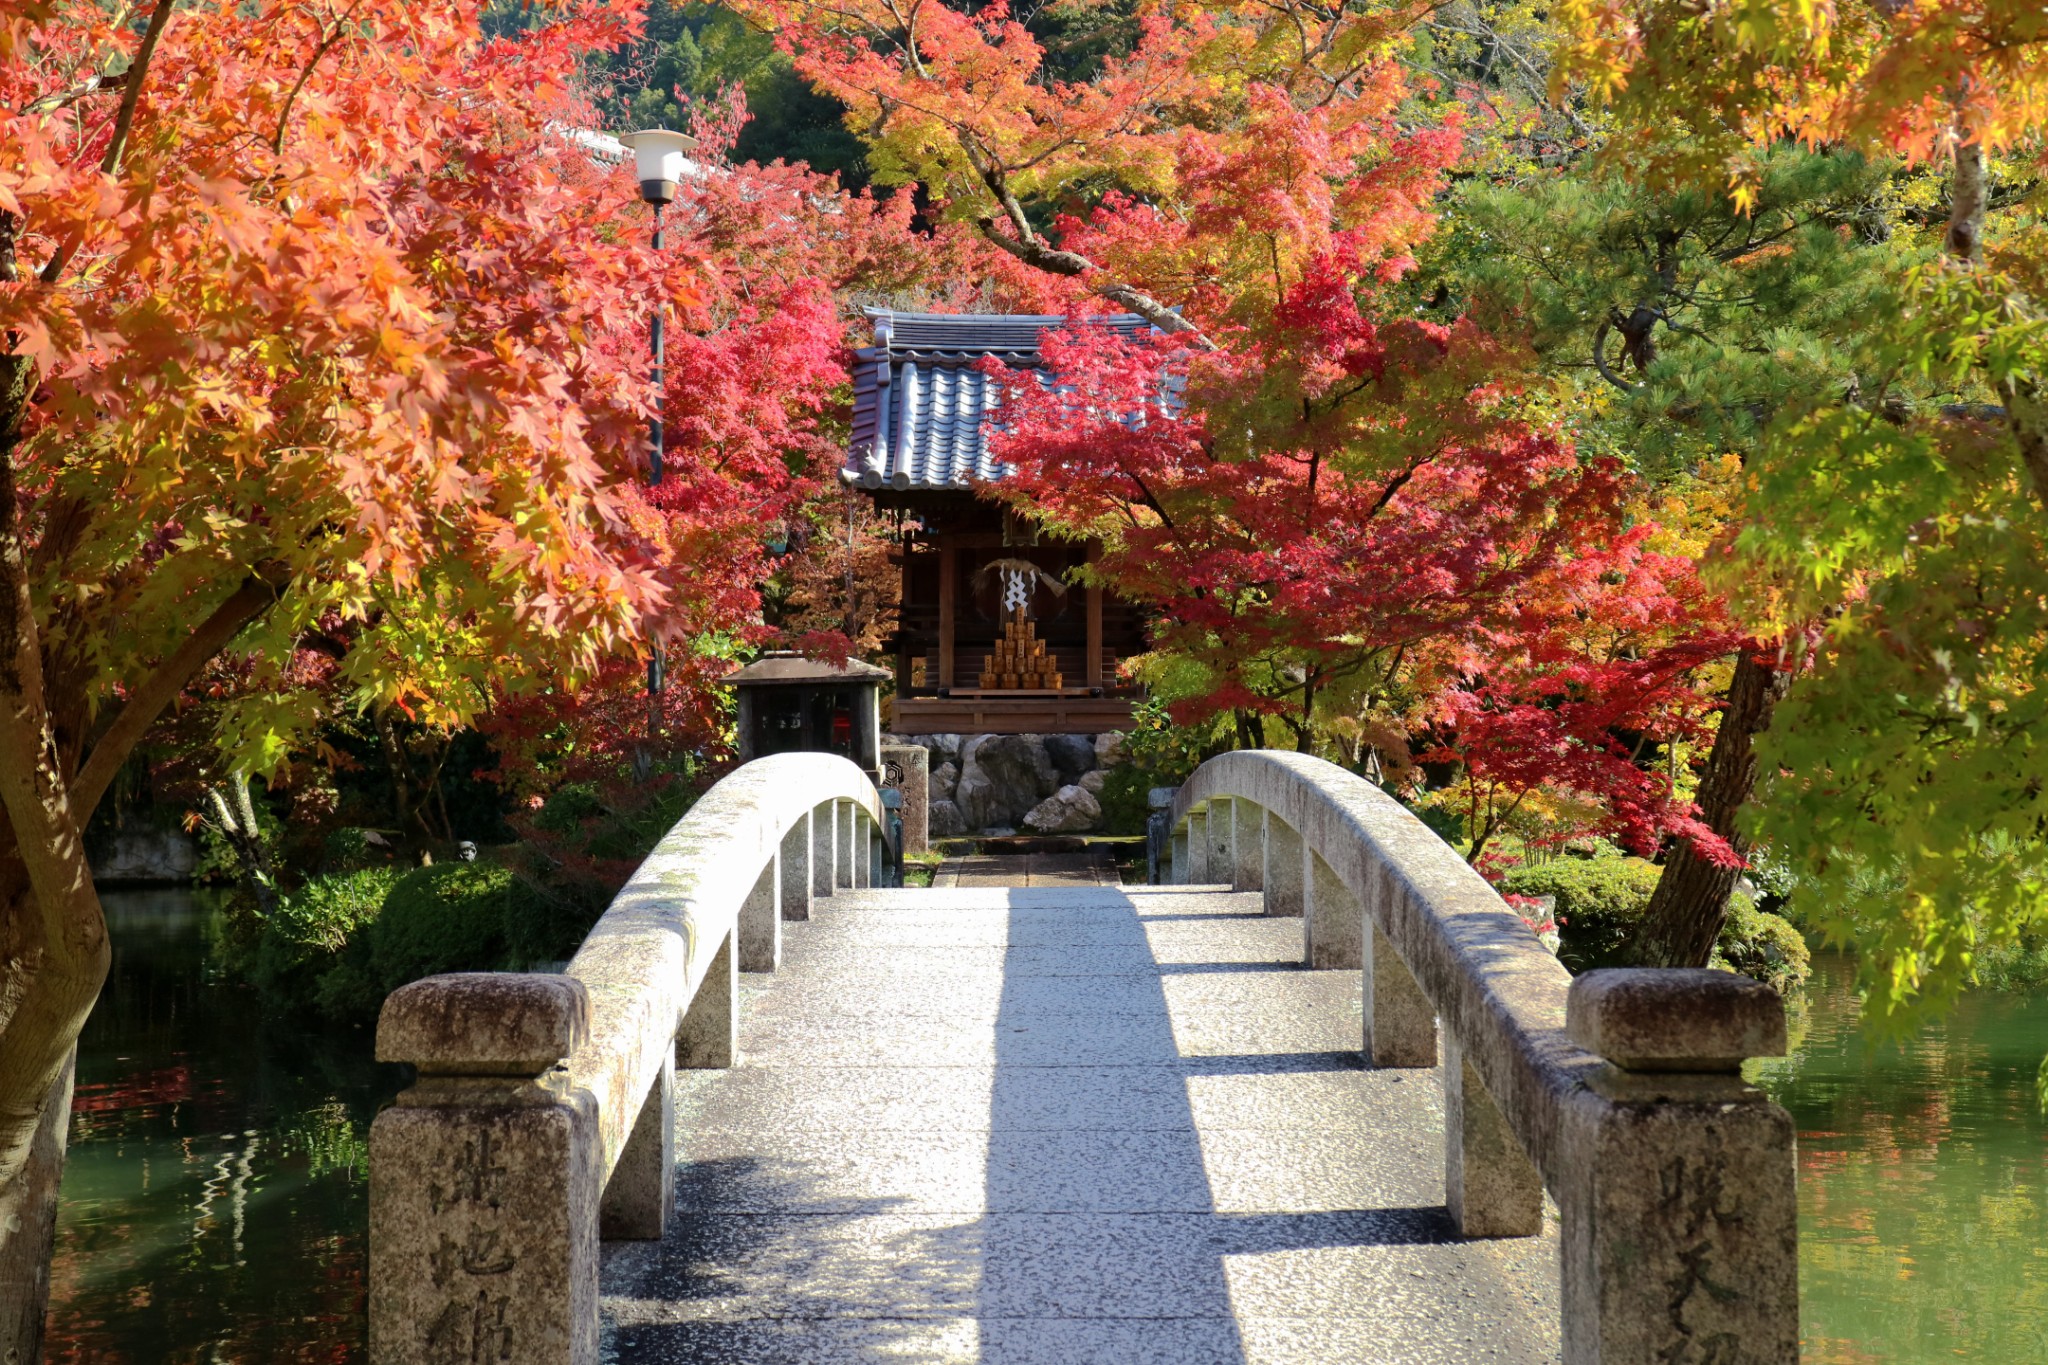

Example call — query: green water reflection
[1753,950,2048,1363]
[48,889,391,1365]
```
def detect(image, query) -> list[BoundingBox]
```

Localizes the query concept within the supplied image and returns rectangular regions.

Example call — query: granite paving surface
[601,885,1561,1364]
[939,850,1121,886]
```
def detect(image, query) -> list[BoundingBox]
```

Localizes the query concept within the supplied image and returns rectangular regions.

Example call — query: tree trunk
[1628,648,1793,968]
[0,1051,74,1362]
[205,772,278,917]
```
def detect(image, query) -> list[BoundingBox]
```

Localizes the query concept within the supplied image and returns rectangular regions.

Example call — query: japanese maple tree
[743,0,1739,864]
[0,0,782,1343]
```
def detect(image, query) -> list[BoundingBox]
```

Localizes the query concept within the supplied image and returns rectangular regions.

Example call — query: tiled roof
[723,652,891,685]
[844,309,1150,491]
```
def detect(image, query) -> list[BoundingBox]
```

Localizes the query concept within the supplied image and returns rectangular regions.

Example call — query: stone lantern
[724,653,889,781]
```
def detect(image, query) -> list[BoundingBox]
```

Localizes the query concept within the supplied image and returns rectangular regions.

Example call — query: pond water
[1752,950,2048,1363]
[46,889,391,1365]
[43,899,2048,1361]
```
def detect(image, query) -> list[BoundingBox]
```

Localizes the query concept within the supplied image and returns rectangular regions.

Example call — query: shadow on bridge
[600,886,1560,1364]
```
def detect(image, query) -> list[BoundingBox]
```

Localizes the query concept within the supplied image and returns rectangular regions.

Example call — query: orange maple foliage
[0,0,775,1316]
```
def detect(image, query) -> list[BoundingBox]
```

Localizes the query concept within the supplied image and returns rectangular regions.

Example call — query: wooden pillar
[938,541,956,689]
[1085,540,1103,687]
[898,542,916,693]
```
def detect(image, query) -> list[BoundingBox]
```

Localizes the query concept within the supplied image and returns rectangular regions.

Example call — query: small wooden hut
[844,309,1149,736]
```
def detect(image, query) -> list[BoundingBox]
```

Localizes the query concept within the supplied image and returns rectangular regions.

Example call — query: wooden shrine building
[845,309,1149,736]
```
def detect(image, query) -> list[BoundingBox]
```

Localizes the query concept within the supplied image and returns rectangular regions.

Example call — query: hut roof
[722,652,891,686]
[843,309,1151,492]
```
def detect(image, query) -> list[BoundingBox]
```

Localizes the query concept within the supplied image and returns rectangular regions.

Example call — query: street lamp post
[620,129,698,761]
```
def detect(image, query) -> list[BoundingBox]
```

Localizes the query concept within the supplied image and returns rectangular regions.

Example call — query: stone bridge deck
[599,883,1561,1364]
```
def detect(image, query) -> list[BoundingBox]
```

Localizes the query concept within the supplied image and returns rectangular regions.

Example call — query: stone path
[936,849,1120,886]
[600,884,1561,1364]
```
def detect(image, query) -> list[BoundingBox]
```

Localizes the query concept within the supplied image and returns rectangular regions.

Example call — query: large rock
[928,799,967,838]
[1023,784,1103,834]
[931,761,960,802]
[924,733,963,765]
[1094,731,1127,768]
[1079,769,1107,795]
[957,734,1059,830]
[952,764,1003,832]
[1045,734,1097,785]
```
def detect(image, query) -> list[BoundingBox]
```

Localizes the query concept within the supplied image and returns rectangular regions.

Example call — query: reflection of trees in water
[46,890,391,1364]
[1753,951,2048,1364]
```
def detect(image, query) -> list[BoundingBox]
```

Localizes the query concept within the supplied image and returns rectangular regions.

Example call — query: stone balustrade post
[1186,810,1210,882]
[1231,799,1264,891]
[600,1049,673,1241]
[880,743,930,855]
[369,974,599,1365]
[781,812,813,921]
[737,856,780,973]
[834,800,857,891]
[675,929,736,1070]
[1444,1035,1543,1237]
[1302,849,1363,970]
[1260,812,1303,916]
[852,807,871,889]
[1558,969,1798,1364]
[1364,918,1436,1068]
[1205,800,1234,887]
[810,800,835,900]
[870,825,885,887]
[1170,825,1190,883]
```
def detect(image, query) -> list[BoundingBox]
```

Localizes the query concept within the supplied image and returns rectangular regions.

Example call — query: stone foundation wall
[883,731,1126,837]
[88,824,200,885]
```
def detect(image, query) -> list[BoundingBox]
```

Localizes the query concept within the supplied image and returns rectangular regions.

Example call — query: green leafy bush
[1497,857,1663,972]
[1095,766,1154,837]
[319,826,396,874]
[1712,897,1813,996]
[1498,855,1810,992]
[580,784,696,863]
[532,781,606,834]
[250,866,401,1002]
[249,861,598,1023]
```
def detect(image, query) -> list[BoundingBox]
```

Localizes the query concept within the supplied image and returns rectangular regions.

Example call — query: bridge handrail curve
[566,752,883,1184]
[1168,749,1800,1363]
[1170,749,1597,1181]
[367,753,885,1363]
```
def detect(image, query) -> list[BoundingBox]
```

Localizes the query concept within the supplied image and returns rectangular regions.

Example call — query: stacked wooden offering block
[981,608,1063,690]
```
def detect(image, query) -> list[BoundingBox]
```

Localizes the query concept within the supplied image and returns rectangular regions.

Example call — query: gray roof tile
[845,310,1150,491]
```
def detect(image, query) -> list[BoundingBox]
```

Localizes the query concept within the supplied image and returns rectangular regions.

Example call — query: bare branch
[39,0,176,286]
[19,71,128,117]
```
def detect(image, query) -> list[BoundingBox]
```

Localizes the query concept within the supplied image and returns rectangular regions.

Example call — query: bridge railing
[1167,750,1798,1365]
[364,753,887,1365]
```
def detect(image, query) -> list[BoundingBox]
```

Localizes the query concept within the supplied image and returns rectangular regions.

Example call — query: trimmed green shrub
[250,861,598,1023]
[532,781,607,833]
[1498,855,1810,992]
[1497,857,1662,973]
[1711,897,1812,996]
[581,784,696,863]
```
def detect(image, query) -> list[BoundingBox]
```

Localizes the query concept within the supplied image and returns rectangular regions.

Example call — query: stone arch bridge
[367,751,1797,1364]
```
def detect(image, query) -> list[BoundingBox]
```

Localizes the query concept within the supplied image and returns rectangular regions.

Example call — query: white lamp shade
[622,128,698,202]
